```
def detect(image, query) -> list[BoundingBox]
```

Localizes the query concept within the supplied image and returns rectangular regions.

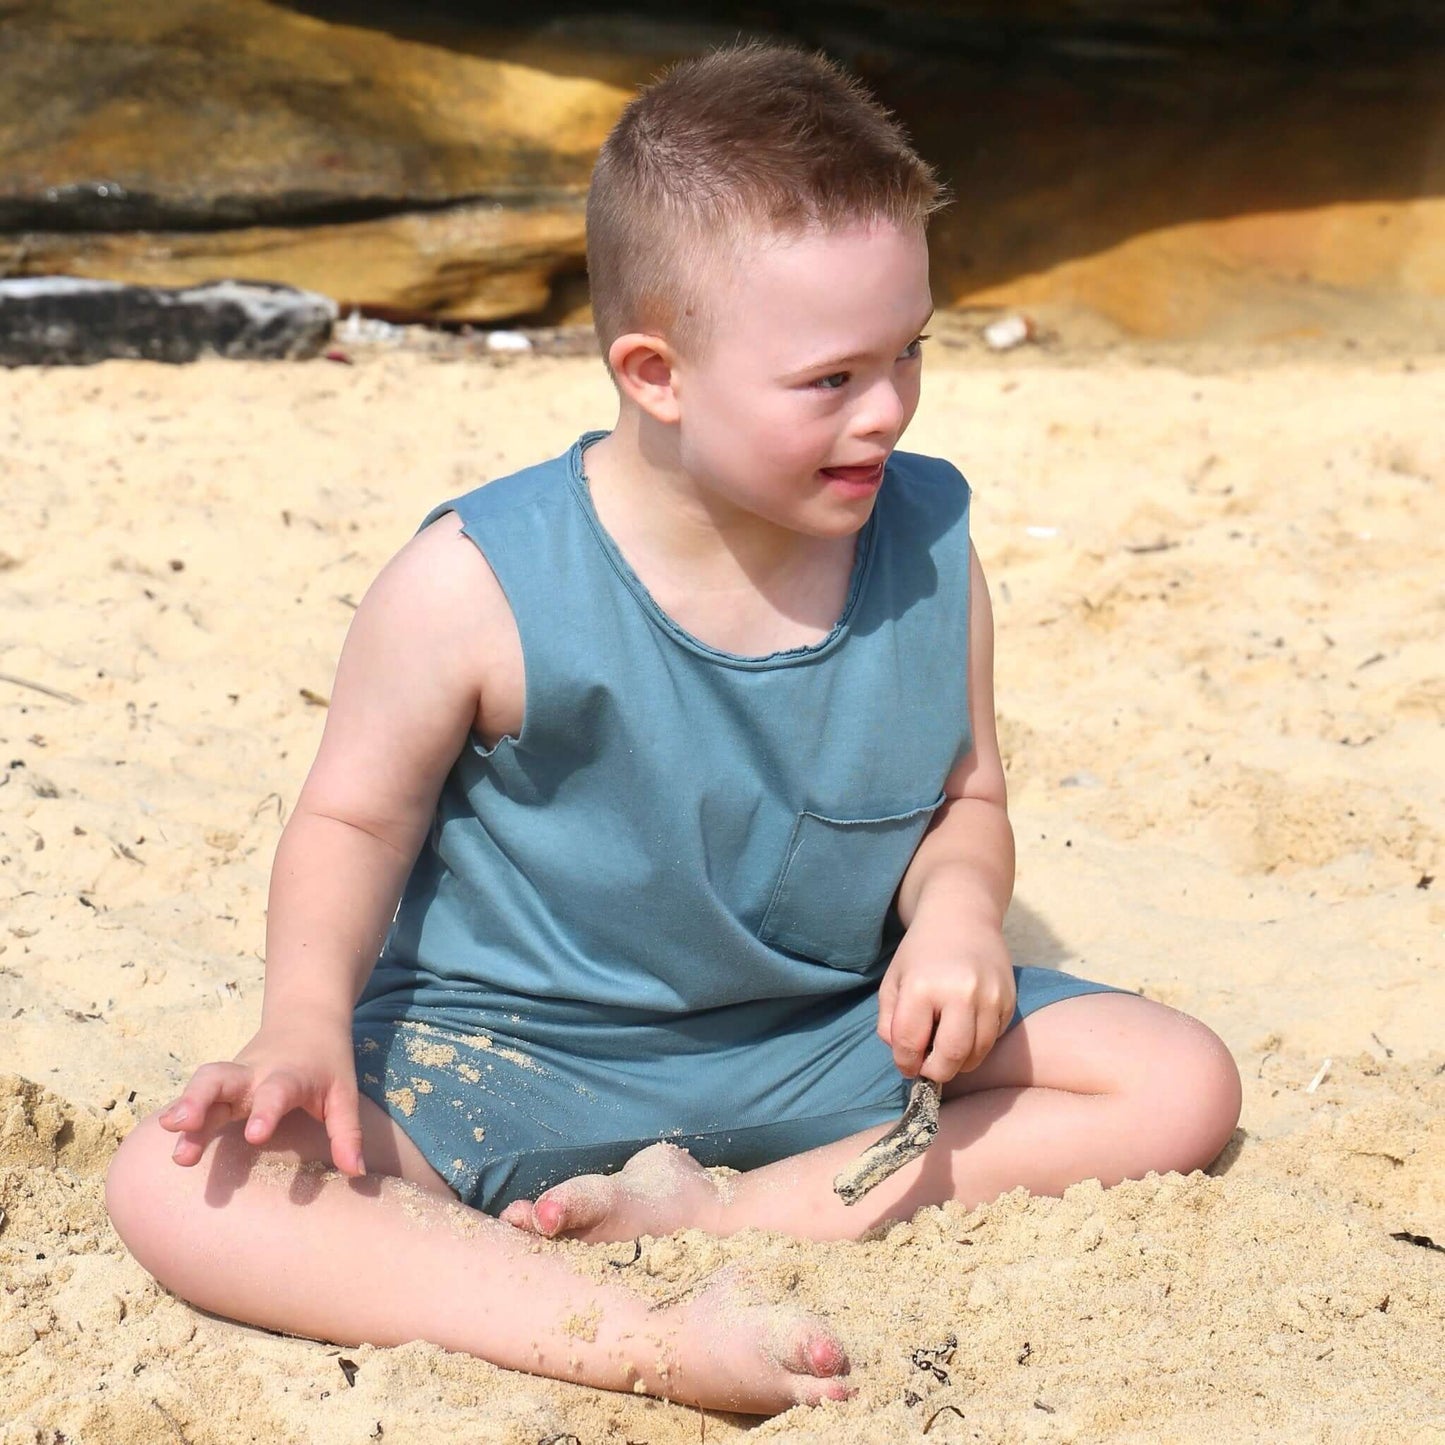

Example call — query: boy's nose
[853,376,910,441]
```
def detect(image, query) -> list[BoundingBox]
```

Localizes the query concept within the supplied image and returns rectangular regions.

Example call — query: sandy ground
[1,336,1442,1443]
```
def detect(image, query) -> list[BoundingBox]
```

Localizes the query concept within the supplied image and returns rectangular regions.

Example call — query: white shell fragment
[983,314,1037,351]
[485,330,533,353]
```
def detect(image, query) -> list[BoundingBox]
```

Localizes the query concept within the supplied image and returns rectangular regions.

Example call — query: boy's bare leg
[105,1100,852,1413]
[500,994,1242,1244]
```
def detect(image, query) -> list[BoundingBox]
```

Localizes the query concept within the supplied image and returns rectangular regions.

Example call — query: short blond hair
[586,42,944,358]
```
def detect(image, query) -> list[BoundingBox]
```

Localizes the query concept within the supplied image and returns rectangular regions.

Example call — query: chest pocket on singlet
[758,795,946,970]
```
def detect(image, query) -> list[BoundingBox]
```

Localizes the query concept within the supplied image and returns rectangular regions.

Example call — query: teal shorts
[353,965,1123,1212]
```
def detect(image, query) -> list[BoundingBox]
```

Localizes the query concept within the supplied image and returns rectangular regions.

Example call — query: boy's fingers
[171,1136,207,1167]
[889,995,937,1076]
[324,1090,367,1177]
[965,993,1015,1071]
[961,992,1014,1071]
[159,1063,251,1130]
[958,1022,996,1075]
[243,1075,304,1145]
[921,1012,975,1083]
[875,973,899,1045]
[875,997,895,1047]
[170,1100,245,1166]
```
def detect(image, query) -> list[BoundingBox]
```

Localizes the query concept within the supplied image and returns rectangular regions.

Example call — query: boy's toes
[780,1323,854,1405]
[791,1374,857,1405]
[505,1145,722,1242]
[763,1309,852,1381]
[498,1199,539,1232]
[798,1328,850,1379]
[751,1309,854,1407]
[500,1179,629,1240]
[530,1174,615,1238]
[665,1282,852,1412]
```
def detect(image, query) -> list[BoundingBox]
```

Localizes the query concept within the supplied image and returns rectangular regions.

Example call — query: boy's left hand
[876,915,1016,1082]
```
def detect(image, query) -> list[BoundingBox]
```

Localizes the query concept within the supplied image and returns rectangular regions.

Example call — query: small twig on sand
[1305,1058,1332,1094]
[0,671,82,705]
[834,1077,942,1204]
[151,1400,194,1445]
[923,1404,966,1433]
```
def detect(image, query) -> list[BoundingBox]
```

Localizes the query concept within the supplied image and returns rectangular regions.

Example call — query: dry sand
[1,335,1442,1442]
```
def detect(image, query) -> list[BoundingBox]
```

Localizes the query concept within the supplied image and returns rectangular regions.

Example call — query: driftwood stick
[0,671,83,705]
[833,1076,943,1205]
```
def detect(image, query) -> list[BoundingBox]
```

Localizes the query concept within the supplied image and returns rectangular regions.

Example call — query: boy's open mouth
[819,462,886,492]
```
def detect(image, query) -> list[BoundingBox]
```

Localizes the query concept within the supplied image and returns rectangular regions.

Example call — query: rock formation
[0,0,625,321]
[0,279,336,365]
[1,0,1442,339]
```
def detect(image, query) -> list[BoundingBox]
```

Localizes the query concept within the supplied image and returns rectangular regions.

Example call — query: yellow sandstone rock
[0,0,627,319]
[2,0,1444,336]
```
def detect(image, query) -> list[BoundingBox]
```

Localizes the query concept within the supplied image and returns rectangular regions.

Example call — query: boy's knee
[1146,1018,1242,1174]
[105,1113,177,1260]
[105,1112,242,1268]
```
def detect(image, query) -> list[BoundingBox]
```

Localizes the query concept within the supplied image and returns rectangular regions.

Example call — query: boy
[106,44,1241,1415]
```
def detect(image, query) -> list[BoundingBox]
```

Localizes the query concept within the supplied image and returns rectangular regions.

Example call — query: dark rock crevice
[277,0,1445,66]
[0,186,586,234]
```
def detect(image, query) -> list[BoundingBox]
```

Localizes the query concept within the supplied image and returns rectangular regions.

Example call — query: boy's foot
[659,1280,854,1410]
[499,1141,725,1242]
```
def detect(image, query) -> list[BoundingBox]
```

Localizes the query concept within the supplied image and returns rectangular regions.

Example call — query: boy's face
[668,220,933,540]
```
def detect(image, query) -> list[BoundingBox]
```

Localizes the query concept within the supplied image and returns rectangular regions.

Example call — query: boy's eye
[813,372,849,391]
[902,333,931,360]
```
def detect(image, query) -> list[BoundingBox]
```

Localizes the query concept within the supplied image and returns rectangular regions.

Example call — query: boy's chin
[788,500,881,541]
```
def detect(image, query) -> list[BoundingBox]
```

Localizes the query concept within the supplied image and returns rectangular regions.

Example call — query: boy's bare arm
[878,545,1017,1083]
[161,514,512,1172]
[895,543,1013,925]
[262,513,501,1020]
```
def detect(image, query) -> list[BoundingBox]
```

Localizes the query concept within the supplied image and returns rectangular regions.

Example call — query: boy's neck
[584,411,841,578]
[581,411,860,654]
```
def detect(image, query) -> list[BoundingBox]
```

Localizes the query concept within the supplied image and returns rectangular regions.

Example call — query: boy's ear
[607,332,682,425]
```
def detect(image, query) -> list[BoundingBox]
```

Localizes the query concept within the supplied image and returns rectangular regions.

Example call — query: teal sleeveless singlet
[352,434,1118,1208]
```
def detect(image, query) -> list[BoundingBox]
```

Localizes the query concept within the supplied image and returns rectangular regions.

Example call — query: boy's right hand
[156,1020,366,1177]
